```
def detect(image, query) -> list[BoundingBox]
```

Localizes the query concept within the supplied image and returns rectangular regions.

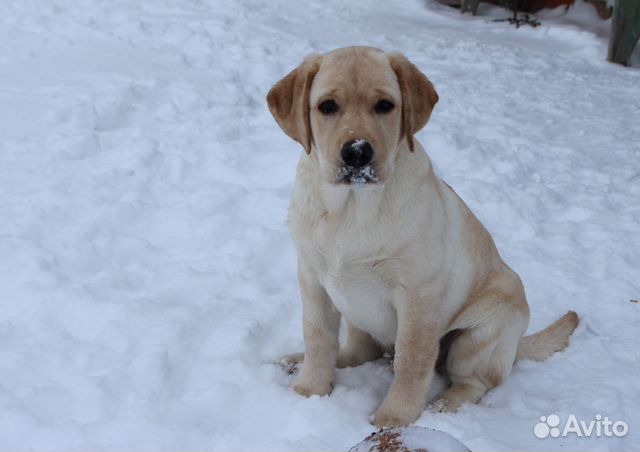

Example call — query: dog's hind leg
[337,322,383,368]
[432,284,529,412]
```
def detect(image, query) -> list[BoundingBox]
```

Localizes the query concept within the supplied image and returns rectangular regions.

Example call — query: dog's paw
[276,352,304,365]
[372,408,416,429]
[372,389,426,428]
[372,398,422,428]
[275,352,305,375]
[293,379,333,397]
[429,383,483,413]
[428,397,449,413]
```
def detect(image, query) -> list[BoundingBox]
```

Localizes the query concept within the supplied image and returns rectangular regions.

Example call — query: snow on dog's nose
[338,139,377,185]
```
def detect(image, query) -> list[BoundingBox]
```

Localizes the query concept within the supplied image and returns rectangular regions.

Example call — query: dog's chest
[291,186,406,347]
[315,233,399,347]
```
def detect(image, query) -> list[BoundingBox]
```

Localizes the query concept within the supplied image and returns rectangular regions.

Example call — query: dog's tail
[516,311,579,362]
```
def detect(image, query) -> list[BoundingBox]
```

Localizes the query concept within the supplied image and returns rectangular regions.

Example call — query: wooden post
[608,0,640,66]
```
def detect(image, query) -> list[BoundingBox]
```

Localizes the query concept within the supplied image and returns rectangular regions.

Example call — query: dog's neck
[319,181,384,225]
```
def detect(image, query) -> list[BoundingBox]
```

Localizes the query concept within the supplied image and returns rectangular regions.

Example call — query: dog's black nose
[341,140,373,168]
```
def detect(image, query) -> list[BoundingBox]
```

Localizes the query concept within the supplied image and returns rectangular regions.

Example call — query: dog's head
[267,47,438,186]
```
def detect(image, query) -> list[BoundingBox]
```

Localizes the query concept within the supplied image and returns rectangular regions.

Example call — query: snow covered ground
[1,0,639,450]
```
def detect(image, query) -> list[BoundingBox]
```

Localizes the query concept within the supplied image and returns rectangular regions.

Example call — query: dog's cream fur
[267,47,578,428]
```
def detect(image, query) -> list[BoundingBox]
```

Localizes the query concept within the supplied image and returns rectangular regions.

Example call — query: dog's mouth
[336,165,378,186]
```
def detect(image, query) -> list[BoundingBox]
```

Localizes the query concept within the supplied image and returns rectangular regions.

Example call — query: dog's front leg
[293,263,340,397]
[373,289,438,428]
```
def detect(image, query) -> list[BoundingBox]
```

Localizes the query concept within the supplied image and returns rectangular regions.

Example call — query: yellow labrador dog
[267,47,578,428]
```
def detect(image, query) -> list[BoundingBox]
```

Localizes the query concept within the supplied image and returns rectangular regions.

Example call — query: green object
[461,0,481,14]
[608,0,640,66]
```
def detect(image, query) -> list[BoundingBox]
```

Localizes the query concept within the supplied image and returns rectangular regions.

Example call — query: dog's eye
[374,100,395,114]
[318,100,339,115]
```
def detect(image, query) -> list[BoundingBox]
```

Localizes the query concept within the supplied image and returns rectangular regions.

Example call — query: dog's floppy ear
[388,52,438,152]
[267,54,322,154]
